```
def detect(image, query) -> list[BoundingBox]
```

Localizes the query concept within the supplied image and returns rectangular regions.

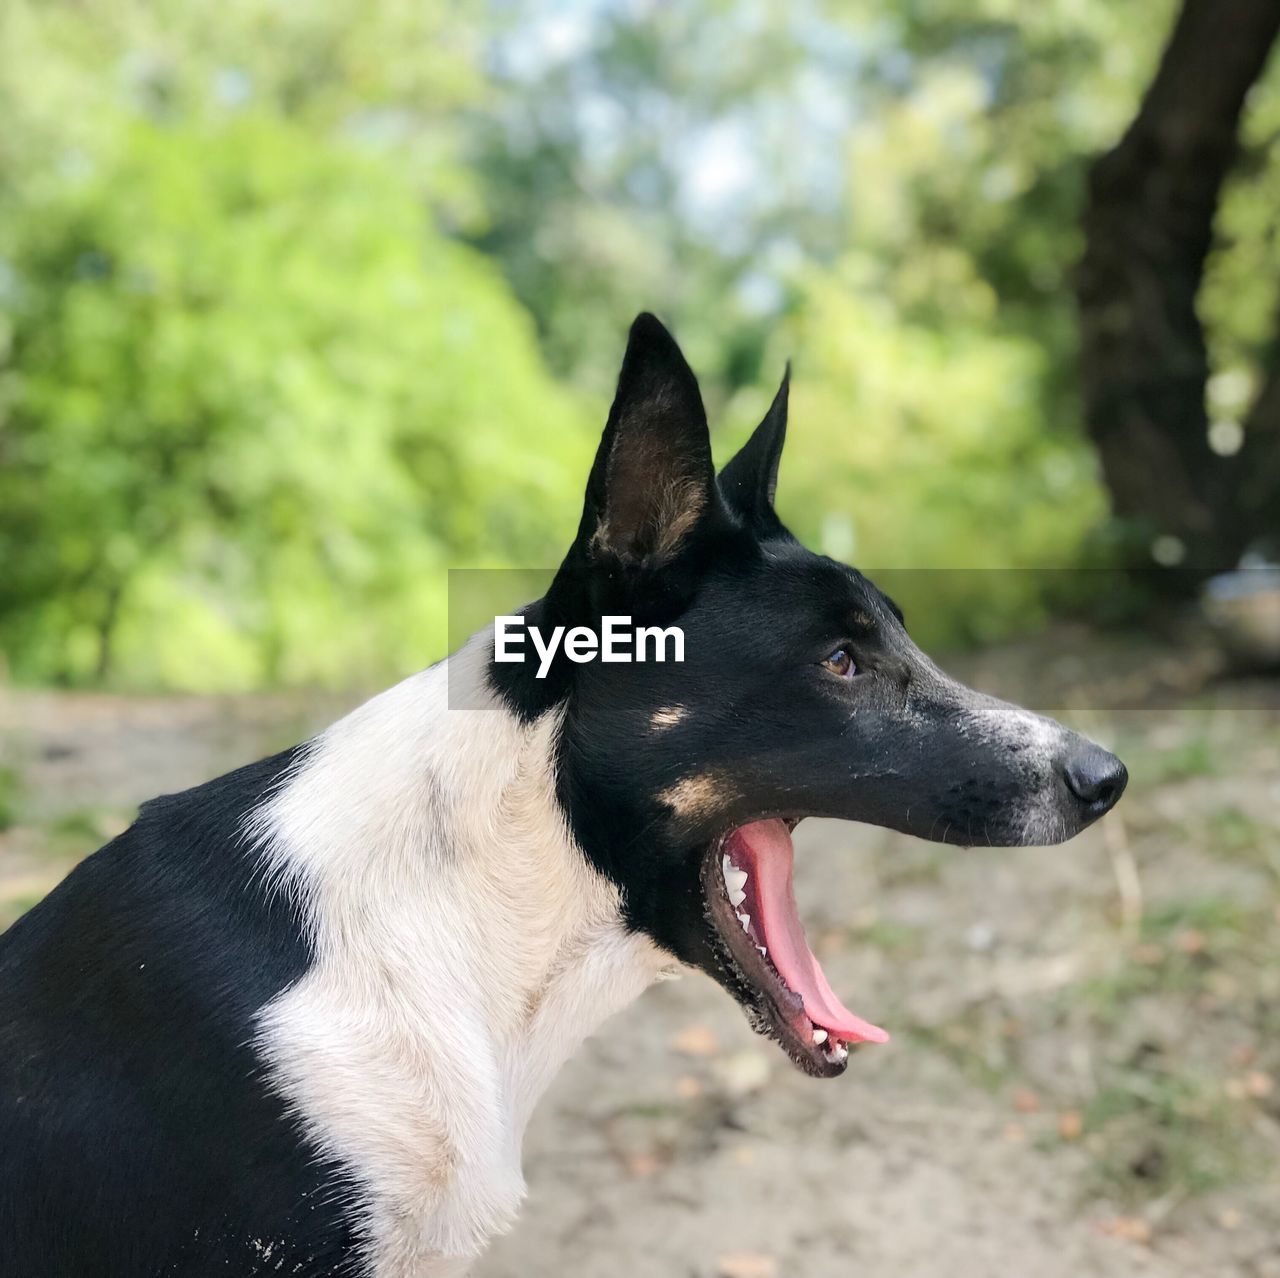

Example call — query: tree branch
[1075,0,1280,574]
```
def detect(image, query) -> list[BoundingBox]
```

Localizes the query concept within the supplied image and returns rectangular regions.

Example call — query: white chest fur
[249,640,667,1276]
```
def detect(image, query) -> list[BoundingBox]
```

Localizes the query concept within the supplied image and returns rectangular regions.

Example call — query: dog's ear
[576,313,718,566]
[719,364,788,534]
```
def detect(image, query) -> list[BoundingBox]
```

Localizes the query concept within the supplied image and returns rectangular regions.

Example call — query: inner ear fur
[593,437,710,564]
[582,313,717,568]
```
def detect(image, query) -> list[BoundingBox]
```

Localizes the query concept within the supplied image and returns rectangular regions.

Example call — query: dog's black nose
[1063,743,1128,815]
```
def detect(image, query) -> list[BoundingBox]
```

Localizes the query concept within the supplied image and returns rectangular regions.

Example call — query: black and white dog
[0,314,1126,1276]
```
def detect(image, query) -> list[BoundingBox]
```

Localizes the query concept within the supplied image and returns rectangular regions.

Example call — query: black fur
[0,749,364,1276]
[491,313,1126,1031]
[0,311,1125,1269]
[718,362,789,536]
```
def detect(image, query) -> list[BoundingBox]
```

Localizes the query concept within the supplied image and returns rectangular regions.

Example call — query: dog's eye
[821,647,856,678]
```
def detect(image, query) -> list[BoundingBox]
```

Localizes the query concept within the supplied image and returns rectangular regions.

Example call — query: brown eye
[821,647,856,678]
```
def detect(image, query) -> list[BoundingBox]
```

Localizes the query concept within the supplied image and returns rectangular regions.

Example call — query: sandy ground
[2,627,1278,1277]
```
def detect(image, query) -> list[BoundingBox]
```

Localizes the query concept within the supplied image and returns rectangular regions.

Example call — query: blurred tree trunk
[1076,0,1280,582]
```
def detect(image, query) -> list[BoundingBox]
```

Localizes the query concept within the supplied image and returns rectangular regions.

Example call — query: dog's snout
[1062,743,1128,816]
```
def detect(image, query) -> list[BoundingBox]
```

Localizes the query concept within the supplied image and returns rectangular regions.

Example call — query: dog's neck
[251,639,669,1274]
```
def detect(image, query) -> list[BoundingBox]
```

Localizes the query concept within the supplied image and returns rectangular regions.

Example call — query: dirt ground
[2,627,1278,1277]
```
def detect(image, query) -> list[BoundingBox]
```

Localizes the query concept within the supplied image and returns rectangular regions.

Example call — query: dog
[0,313,1126,1276]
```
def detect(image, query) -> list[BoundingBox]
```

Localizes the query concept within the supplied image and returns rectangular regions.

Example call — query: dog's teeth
[721,854,732,880]
[756,945,767,957]
[812,1027,828,1045]
[724,867,748,893]
[729,887,746,907]
[823,1042,848,1064]
[737,911,750,931]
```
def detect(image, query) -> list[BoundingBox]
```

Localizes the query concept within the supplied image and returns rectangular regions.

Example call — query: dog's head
[491,313,1126,1077]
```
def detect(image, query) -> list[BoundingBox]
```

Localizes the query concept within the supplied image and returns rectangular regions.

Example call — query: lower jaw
[699,833,852,1079]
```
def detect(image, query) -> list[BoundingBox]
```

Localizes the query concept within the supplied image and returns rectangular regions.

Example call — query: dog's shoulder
[1,744,311,1011]
[0,746,367,1276]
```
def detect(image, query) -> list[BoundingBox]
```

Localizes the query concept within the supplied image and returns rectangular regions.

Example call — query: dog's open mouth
[701,818,888,1078]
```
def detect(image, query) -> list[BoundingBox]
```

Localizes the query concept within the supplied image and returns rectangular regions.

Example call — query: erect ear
[577,313,718,566]
[718,363,789,533]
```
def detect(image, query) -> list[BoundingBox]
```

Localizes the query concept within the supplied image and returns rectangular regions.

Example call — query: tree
[0,0,592,689]
[1075,0,1280,579]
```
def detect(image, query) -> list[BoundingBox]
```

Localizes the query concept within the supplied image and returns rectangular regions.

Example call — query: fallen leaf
[1057,1111,1083,1141]
[1012,1088,1040,1114]
[675,1075,702,1099]
[717,1252,778,1278]
[1100,1216,1152,1244]
[672,1025,719,1057]
[1245,1070,1274,1099]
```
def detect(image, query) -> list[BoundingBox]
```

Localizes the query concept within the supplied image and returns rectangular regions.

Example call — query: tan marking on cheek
[649,705,688,730]
[658,772,737,821]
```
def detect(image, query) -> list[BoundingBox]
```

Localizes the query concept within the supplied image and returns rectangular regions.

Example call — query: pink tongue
[726,820,889,1046]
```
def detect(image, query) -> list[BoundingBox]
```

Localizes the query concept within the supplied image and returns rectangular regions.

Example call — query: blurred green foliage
[0,1,591,688]
[0,114,592,686]
[2,0,1278,686]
